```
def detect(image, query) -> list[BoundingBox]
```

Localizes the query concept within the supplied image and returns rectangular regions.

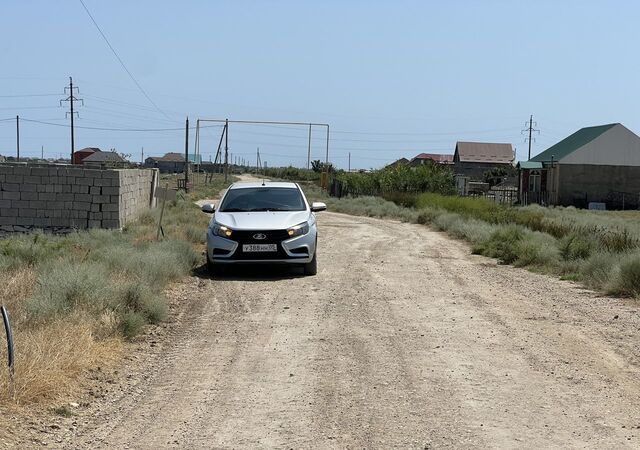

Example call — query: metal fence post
[1,306,15,398]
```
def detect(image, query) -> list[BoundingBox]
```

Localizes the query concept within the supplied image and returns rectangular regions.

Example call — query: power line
[78,0,172,120]
[19,117,221,132]
[0,93,60,98]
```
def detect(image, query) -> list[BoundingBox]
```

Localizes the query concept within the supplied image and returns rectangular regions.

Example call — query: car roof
[228,181,299,190]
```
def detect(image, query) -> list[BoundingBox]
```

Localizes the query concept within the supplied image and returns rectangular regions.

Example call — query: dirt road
[55,211,640,449]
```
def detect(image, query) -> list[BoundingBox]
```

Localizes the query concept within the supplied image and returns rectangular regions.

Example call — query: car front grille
[226,229,304,260]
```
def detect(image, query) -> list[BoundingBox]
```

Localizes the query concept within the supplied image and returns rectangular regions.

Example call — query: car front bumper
[206,227,316,264]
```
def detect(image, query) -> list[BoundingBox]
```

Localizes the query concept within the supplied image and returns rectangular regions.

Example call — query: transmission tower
[522,115,540,160]
[60,77,83,163]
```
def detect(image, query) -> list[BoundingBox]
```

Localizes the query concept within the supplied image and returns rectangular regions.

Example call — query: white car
[201,181,326,276]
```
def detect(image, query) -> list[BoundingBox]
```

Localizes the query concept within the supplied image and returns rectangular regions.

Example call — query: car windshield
[219,187,306,212]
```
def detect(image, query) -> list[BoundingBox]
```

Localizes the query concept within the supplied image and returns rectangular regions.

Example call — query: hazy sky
[1,0,639,168]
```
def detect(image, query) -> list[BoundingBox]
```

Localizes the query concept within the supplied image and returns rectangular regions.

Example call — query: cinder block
[11,200,28,209]
[13,167,29,176]
[48,168,59,177]
[74,193,92,202]
[0,166,14,175]
[73,201,91,211]
[37,184,46,193]
[62,185,72,193]
[89,186,101,195]
[38,193,56,201]
[48,201,65,209]
[18,208,36,218]
[0,217,17,225]
[72,185,89,194]
[90,203,100,212]
[45,184,55,193]
[29,200,47,209]
[94,195,110,204]
[95,178,112,187]
[102,219,119,229]
[101,203,119,212]
[20,192,38,201]
[90,212,102,220]
[76,177,95,186]
[51,218,71,227]
[88,220,101,228]
[6,175,23,183]
[1,183,20,192]
[57,193,74,201]
[22,184,37,193]
[2,192,20,200]
[0,200,10,208]
[54,184,63,193]
[24,176,41,184]
[16,217,34,226]
[102,170,120,179]
[1,208,18,217]
[101,186,119,195]
[31,167,50,177]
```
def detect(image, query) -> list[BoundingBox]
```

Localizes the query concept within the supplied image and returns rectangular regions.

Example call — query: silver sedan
[201,181,326,276]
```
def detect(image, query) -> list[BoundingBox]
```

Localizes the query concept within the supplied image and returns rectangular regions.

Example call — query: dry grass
[0,314,121,405]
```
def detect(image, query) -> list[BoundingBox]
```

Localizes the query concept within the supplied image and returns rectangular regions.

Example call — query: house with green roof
[518,123,640,208]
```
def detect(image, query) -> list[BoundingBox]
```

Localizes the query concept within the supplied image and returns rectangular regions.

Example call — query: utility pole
[224,118,229,182]
[184,117,189,191]
[141,147,144,165]
[307,123,312,170]
[522,115,539,160]
[15,116,19,162]
[41,145,44,160]
[348,152,351,172]
[60,77,83,163]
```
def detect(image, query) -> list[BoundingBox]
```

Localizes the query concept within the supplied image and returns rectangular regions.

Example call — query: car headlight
[287,221,310,238]
[211,222,233,238]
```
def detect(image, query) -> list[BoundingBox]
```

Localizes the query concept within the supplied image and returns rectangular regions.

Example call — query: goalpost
[193,118,330,187]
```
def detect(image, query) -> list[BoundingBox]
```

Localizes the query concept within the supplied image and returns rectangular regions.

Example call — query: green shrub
[472,225,525,264]
[559,233,595,260]
[580,252,618,291]
[119,310,146,339]
[117,283,167,324]
[27,261,114,320]
[612,255,640,296]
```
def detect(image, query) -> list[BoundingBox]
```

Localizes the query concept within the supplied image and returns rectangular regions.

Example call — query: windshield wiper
[248,207,289,212]
[221,208,247,212]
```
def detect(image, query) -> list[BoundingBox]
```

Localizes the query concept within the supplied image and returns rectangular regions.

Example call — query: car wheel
[303,250,317,276]
[207,255,224,277]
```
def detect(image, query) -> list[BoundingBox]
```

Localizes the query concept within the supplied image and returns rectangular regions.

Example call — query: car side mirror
[310,202,327,212]
[201,203,216,214]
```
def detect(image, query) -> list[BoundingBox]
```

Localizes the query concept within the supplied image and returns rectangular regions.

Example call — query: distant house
[453,142,515,179]
[73,147,101,165]
[520,123,640,208]
[144,152,186,173]
[82,151,127,165]
[409,153,454,166]
[385,157,409,169]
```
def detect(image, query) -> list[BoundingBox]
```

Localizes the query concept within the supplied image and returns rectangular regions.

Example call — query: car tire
[303,250,317,276]
[207,255,224,277]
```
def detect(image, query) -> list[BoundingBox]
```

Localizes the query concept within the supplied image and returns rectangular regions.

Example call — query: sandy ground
[21,207,638,449]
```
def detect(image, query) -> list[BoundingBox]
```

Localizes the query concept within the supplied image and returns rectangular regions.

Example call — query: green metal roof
[530,123,618,163]
[517,161,543,169]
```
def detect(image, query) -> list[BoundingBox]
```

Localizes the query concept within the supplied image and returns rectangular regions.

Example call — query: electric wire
[78,0,173,120]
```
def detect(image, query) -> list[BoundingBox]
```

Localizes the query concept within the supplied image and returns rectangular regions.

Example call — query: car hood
[213,210,310,230]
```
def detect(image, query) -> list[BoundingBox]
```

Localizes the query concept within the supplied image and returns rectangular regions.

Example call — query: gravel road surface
[52,211,640,449]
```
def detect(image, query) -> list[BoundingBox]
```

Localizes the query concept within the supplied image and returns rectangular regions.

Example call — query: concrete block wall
[0,165,158,234]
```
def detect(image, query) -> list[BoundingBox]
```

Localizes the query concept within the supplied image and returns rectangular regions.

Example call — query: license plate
[242,244,277,252]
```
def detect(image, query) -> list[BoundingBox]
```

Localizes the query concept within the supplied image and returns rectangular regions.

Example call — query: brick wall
[0,165,158,234]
